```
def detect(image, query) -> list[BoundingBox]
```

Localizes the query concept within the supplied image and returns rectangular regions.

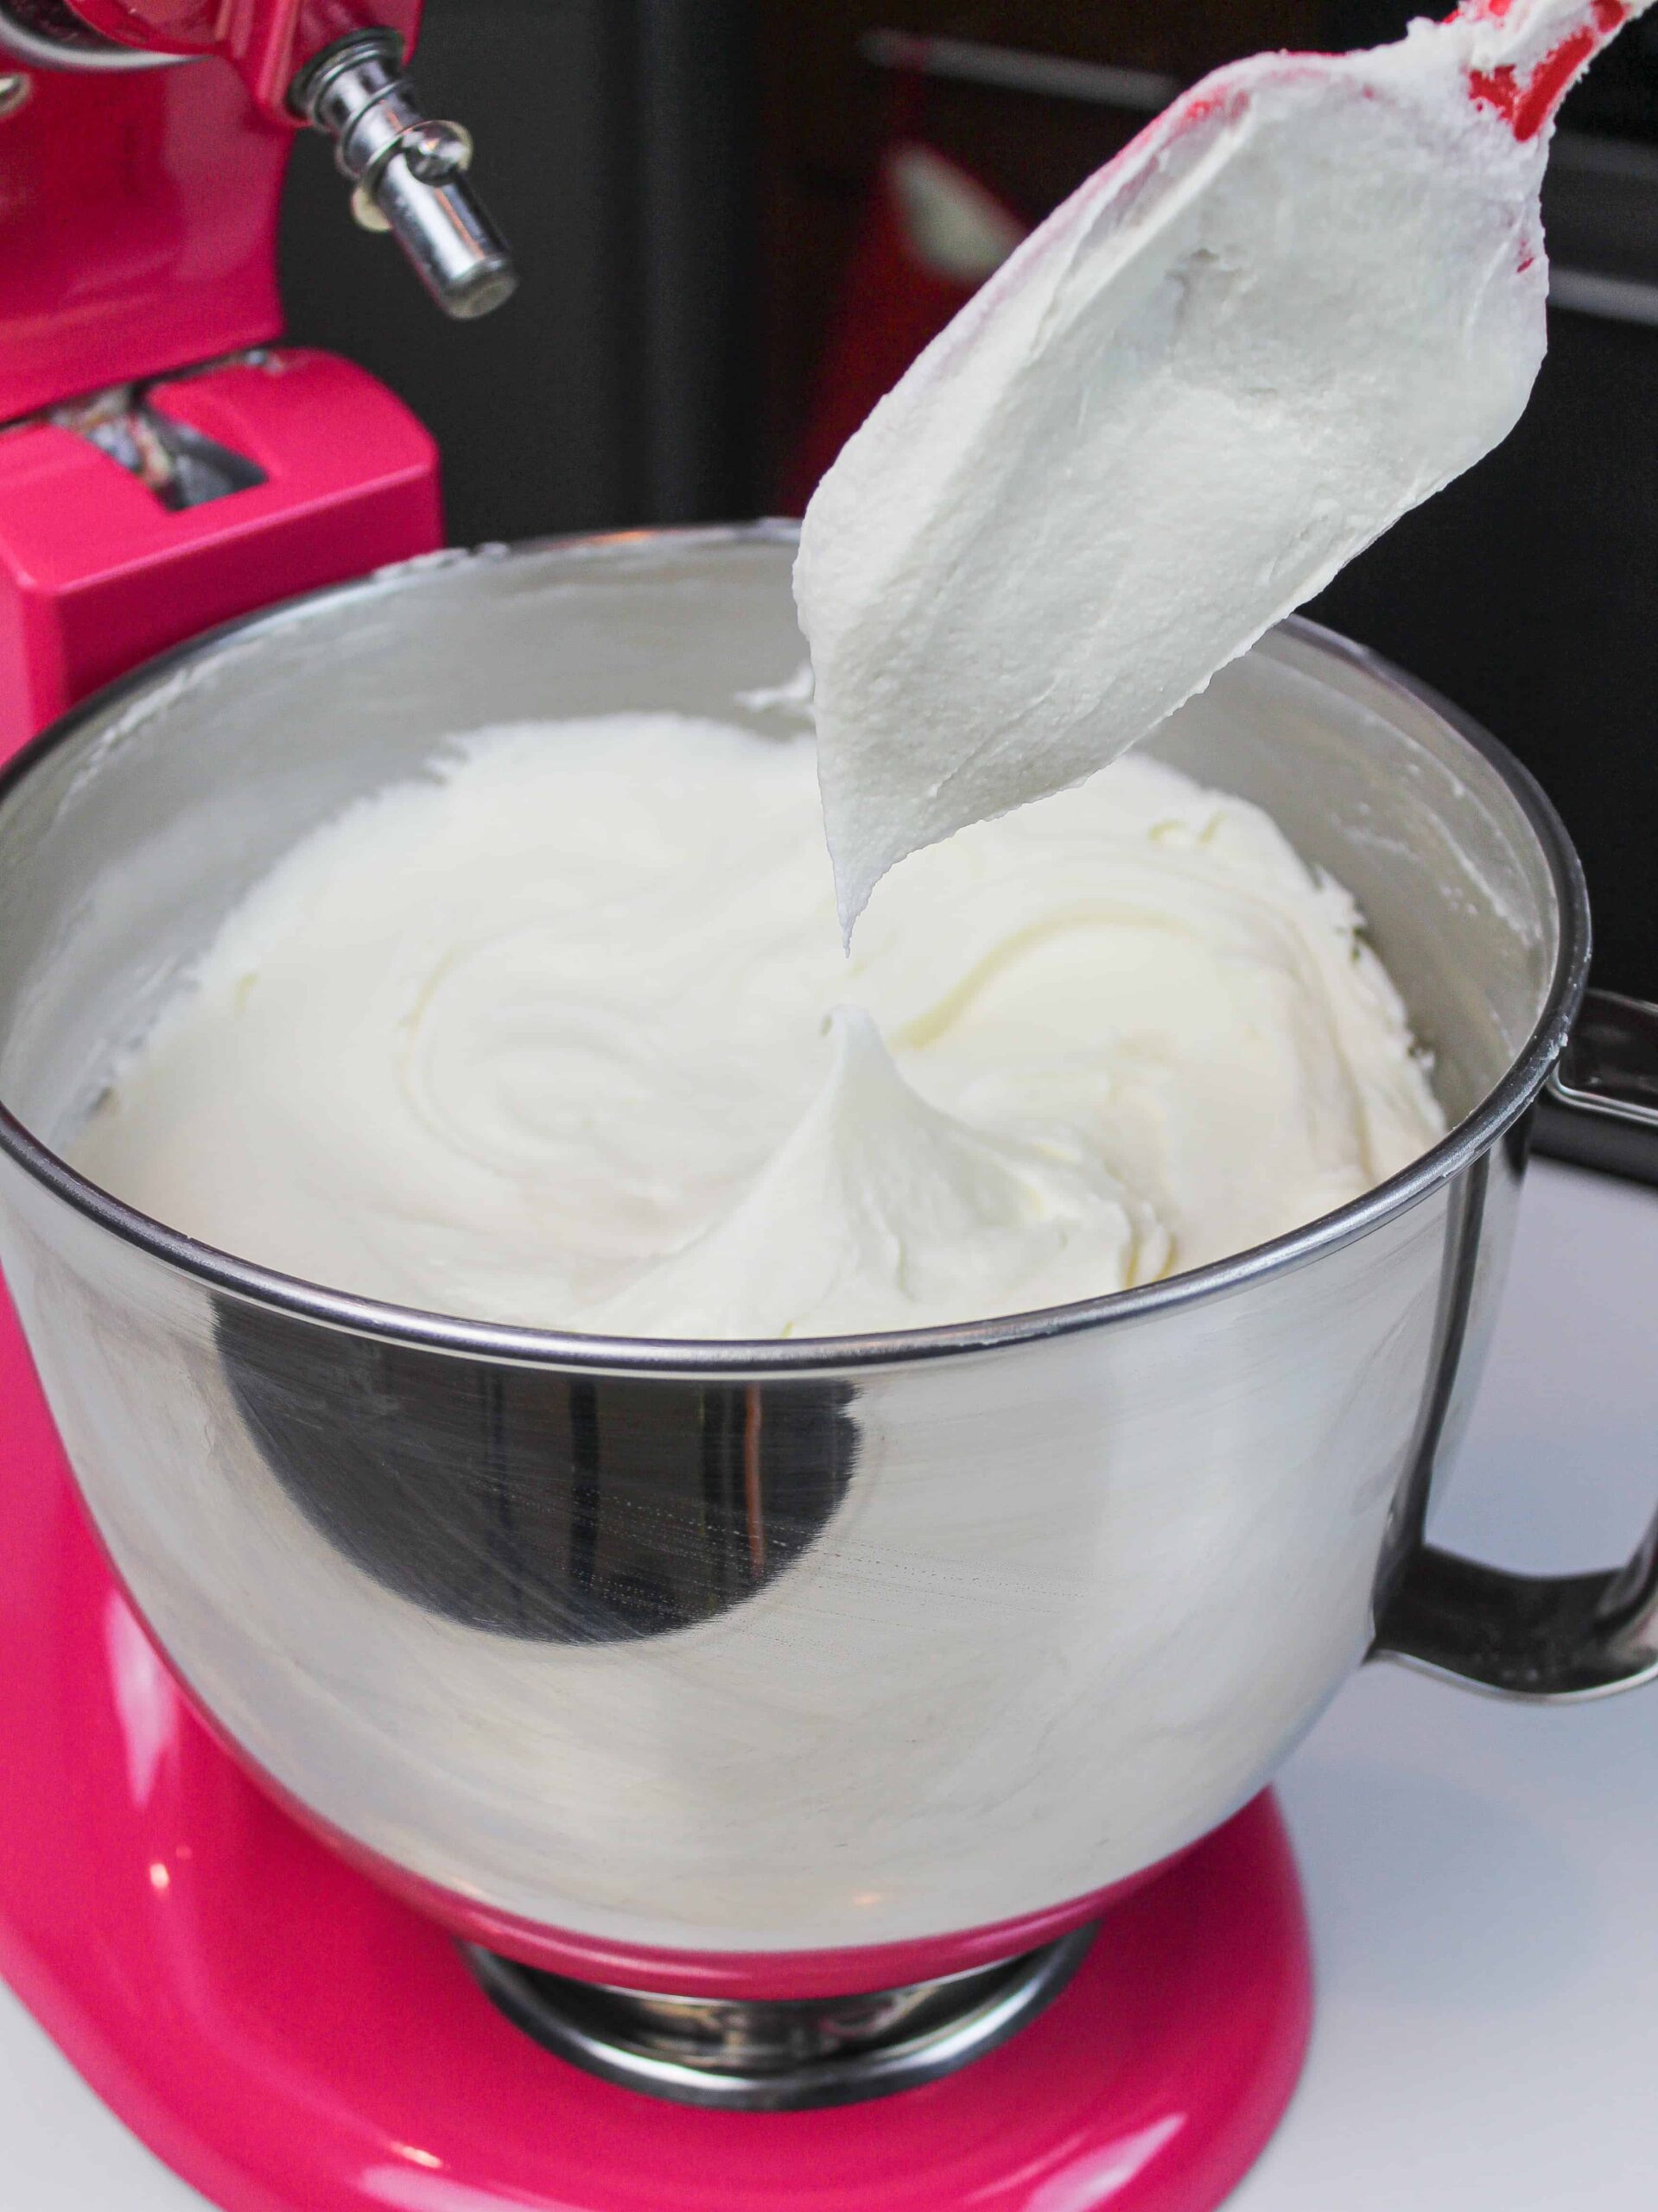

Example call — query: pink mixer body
[70,0,422,116]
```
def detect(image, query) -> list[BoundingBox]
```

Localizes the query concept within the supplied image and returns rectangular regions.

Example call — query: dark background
[281,2,1658,994]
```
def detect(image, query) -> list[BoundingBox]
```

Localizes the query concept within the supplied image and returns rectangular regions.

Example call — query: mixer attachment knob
[290,28,517,321]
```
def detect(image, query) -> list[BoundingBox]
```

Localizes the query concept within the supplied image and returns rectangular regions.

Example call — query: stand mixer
[0,12,1655,2212]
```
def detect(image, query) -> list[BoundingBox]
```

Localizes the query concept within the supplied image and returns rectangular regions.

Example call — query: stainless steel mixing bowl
[0,524,1654,1977]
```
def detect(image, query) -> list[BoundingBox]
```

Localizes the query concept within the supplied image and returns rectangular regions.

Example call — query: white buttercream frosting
[73,715,1445,1338]
[795,1,1625,932]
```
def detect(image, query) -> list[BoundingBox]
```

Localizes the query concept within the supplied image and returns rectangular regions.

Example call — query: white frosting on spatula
[797,0,1641,934]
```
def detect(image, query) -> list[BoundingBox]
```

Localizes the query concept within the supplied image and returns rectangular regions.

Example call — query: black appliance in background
[281,1,1655,995]
[1318,0,1658,997]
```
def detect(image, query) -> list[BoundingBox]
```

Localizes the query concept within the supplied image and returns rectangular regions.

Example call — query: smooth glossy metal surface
[0,524,1647,1970]
[467,1928,1092,2109]
[1534,987,1658,1187]
[291,29,516,320]
[1372,988,1658,1697]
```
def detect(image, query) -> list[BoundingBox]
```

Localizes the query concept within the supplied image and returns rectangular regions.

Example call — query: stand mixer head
[0,0,516,751]
[0,0,515,321]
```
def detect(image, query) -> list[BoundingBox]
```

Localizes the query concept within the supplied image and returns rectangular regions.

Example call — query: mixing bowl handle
[1373,988,1658,1700]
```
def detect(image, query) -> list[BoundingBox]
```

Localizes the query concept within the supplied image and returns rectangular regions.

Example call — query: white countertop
[3,1157,1655,2210]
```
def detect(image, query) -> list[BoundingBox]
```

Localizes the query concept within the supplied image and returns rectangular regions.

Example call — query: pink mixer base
[0,1298,1312,2212]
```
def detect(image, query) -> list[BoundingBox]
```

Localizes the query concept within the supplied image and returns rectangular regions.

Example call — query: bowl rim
[0,522,1593,1376]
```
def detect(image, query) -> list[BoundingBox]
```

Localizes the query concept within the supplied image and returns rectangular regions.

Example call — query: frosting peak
[795,5,1590,932]
[597,1006,1168,1339]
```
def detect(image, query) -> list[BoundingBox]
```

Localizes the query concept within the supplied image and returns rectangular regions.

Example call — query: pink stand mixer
[0,9,1655,2210]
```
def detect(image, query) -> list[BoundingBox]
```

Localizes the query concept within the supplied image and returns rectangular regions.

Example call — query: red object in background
[0,351,441,752]
[786,142,1027,510]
